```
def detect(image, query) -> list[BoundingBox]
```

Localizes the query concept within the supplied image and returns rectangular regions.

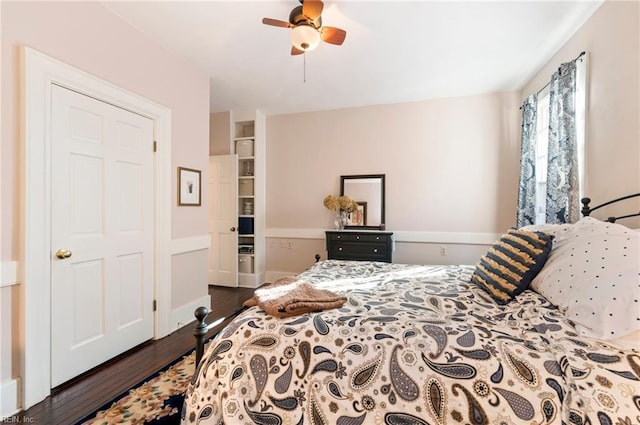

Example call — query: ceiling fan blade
[262,17,291,28]
[321,26,346,45]
[291,46,305,55]
[302,0,324,20]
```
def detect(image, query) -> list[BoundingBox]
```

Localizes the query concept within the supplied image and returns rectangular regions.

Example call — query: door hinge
[153,140,157,152]
[153,300,157,311]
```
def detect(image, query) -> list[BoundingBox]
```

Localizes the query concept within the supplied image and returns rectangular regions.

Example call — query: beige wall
[267,92,521,232]
[1,1,210,413]
[210,111,231,155]
[265,92,522,274]
[521,0,640,225]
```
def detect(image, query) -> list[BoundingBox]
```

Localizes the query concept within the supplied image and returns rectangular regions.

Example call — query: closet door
[50,84,154,385]
[209,154,239,287]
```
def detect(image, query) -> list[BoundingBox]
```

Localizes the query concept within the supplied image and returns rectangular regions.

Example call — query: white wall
[1,1,210,414]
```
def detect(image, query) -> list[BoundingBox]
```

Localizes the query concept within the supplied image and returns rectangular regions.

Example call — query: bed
[182,195,640,425]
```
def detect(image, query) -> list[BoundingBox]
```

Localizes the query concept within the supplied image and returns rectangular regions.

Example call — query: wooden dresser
[325,231,394,263]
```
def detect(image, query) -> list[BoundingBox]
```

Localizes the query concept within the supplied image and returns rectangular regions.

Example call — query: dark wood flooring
[4,285,256,425]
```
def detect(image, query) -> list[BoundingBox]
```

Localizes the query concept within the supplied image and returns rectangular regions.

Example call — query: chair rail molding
[171,235,210,255]
[0,261,18,288]
[265,228,499,245]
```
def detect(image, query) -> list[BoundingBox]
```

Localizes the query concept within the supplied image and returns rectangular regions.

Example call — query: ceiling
[102,1,603,115]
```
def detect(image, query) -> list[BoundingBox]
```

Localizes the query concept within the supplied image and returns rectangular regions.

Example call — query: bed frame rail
[193,306,247,367]
[581,193,640,223]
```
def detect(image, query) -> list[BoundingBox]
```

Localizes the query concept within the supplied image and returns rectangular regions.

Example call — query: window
[534,88,550,225]
[532,55,587,224]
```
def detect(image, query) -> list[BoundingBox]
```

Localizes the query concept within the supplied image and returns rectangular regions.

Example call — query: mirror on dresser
[340,174,385,230]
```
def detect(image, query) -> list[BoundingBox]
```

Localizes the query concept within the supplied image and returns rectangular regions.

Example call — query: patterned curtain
[546,61,579,224]
[516,95,538,227]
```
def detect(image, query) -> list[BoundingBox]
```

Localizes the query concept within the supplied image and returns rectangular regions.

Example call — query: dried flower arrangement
[323,194,358,213]
[324,194,359,230]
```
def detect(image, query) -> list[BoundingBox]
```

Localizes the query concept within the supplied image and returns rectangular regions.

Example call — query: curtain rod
[519,51,586,109]
[534,51,586,96]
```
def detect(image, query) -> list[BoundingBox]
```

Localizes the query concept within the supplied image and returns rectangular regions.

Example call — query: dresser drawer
[328,233,389,243]
[331,242,389,262]
[326,231,393,263]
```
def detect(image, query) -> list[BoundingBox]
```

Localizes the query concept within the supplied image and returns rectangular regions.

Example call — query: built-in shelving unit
[232,112,265,287]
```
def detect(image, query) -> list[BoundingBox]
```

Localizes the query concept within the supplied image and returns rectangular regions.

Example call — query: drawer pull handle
[373,249,378,253]
[337,236,341,239]
[356,236,360,240]
[338,247,343,251]
[376,237,380,240]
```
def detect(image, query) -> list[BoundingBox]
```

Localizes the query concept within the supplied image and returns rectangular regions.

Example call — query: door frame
[20,47,173,408]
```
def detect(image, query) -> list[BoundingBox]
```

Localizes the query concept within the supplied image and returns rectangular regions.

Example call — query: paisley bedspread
[181,260,640,425]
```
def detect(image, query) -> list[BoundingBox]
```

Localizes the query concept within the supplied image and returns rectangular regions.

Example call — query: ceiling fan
[262,0,346,55]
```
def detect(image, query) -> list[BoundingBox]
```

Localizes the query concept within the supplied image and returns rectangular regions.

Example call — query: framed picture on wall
[178,167,201,206]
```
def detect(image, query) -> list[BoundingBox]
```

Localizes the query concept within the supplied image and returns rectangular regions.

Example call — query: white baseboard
[0,262,18,288]
[392,231,499,245]
[264,270,298,282]
[169,294,211,332]
[237,271,266,289]
[0,378,20,418]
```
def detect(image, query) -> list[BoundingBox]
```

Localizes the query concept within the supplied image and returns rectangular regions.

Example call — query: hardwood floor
[5,285,256,425]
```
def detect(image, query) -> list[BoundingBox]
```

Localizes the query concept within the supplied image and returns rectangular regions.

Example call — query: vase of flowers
[324,194,358,230]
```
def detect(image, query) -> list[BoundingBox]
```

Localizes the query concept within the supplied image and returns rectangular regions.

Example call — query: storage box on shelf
[236,138,254,157]
[238,254,254,273]
[238,217,254,235]
[239,179,254,196]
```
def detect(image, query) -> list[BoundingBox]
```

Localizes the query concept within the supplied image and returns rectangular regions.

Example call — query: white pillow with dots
[530,217,640,341]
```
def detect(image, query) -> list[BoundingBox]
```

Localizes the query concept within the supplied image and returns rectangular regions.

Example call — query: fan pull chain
[303,51,307,83]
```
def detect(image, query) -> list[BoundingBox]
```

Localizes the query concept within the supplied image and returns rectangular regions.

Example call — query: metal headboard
[581,193,640,223]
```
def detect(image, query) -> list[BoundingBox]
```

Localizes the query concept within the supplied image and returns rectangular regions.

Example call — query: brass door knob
[55,249,72,259]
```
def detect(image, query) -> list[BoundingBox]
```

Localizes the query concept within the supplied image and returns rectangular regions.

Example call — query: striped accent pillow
[471,229,553,304]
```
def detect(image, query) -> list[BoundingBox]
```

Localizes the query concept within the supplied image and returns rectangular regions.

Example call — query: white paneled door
[50,85,154,386]
[210,155,238,287]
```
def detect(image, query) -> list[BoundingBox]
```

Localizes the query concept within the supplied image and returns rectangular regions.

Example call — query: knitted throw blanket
[244,277,347,318]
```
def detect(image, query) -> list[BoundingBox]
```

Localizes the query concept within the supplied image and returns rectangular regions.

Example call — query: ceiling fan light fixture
[291,24,320,51]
